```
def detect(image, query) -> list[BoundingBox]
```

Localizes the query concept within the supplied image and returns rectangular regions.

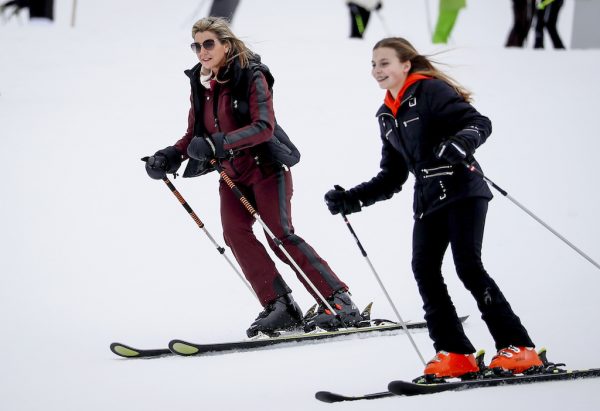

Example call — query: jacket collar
[376,81,423,117]
[184,54,265,88]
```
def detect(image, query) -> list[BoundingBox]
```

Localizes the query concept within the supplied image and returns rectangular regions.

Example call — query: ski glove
[144,146,182,180]
[324,188,362,215]
[435,136,470,165]
[187,133,227,162]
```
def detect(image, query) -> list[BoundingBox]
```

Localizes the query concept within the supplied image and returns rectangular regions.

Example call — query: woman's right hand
[143,146,182,180]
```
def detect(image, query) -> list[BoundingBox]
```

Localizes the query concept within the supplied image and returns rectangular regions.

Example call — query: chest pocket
[398,108,423,164]
[400,99,421,139]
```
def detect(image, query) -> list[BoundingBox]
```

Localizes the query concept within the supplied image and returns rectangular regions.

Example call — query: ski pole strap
[210,159,257,216]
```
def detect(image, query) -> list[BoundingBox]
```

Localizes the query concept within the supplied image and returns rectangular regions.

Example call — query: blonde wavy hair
[374,37,472,102]
[192,17,255,71]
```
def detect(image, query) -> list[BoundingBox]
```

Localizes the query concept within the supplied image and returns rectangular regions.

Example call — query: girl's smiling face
[193,30,229,74]
[371,46,411,96]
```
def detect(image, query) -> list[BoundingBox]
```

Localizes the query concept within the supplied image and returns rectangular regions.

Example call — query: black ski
[315,349,600,403]
[111,312,468,359]
[110,316,468,359]
[316,369,600,403]
[315,390,396,403]
[387,368,600,396]
[110,342,172,359]
[169,316,468,357]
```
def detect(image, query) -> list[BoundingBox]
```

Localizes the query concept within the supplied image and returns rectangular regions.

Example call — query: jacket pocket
[401,114,422,144]
[418,172,456,215]
[421,165,454,179]
[262,124,301,167]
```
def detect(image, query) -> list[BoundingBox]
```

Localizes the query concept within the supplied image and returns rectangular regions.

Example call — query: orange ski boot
[423,351,480,379]
[488,346,543,375]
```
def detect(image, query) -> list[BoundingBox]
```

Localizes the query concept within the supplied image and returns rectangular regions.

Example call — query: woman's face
[193,30,229,73]
[371,47,411,96]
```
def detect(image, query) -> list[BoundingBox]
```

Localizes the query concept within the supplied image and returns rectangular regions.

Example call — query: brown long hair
[192,17,256,72]
[373,37,472,102]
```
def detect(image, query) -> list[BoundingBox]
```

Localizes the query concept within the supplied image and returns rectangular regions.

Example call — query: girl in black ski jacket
[325,37,543,378]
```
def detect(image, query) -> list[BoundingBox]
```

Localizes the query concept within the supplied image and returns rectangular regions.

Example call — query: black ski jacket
[350,78,493,219]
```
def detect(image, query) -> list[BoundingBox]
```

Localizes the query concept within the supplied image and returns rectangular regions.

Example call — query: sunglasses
[190,39,216,53]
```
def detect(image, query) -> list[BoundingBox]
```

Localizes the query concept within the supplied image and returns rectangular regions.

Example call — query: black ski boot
[246,293,304,338]
[304,290,362,332]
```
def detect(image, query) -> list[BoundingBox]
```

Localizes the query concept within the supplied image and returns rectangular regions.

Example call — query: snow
[1,0,599,410]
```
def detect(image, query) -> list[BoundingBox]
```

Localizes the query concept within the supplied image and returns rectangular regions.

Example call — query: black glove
[435,136,470,165]
[144,146,182,180]
[187,133,227,161]
[324,187,362,215]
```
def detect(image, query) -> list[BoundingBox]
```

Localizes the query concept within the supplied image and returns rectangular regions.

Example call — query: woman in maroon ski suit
[144,17,361,336]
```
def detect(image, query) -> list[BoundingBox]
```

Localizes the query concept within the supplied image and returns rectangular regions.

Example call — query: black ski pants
[348,3,372,38]
[411,197,535,353]
[534,0,565,49]
[506,0,536,47]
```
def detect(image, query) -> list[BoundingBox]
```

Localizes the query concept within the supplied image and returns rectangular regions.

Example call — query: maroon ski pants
[219,163,347,306]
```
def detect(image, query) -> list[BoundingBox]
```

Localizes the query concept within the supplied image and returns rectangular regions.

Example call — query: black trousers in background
[348,3,372,39]
[29,0,53,19]
[534,0,565,49]
[506,0,536,47]
[411,198,535,353]
[208,0,240,22]
[0,0,52,20]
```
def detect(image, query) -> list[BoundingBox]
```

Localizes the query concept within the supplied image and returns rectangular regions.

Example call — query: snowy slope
[1,1,599,410]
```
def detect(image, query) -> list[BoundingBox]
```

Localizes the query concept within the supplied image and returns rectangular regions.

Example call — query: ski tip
[315,391,347,403]
[169,339,200,356]
[110,342,141,358]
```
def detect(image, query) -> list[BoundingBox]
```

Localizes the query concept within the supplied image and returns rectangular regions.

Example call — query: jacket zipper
[403,117,419,127]
[421,165,454,178]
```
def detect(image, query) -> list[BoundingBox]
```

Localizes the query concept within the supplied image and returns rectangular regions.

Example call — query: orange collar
[384,73,430,116]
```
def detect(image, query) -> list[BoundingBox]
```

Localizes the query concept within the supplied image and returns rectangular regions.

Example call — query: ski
[110,312,468,359]
[315,390,396,403]
[110,342,172,359]
[315,349,600,403]
[169,316,468,357]
[387,369,600,396]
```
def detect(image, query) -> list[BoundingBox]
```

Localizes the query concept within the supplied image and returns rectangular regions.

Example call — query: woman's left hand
[187,133,227,161]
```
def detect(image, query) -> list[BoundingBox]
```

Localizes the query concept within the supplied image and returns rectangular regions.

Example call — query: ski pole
[163,176,258,300]
[210,159,344,321]
[463,161,600,271]
[71,0,77,27]
[332,186,427,366]
[141,158,258,300]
